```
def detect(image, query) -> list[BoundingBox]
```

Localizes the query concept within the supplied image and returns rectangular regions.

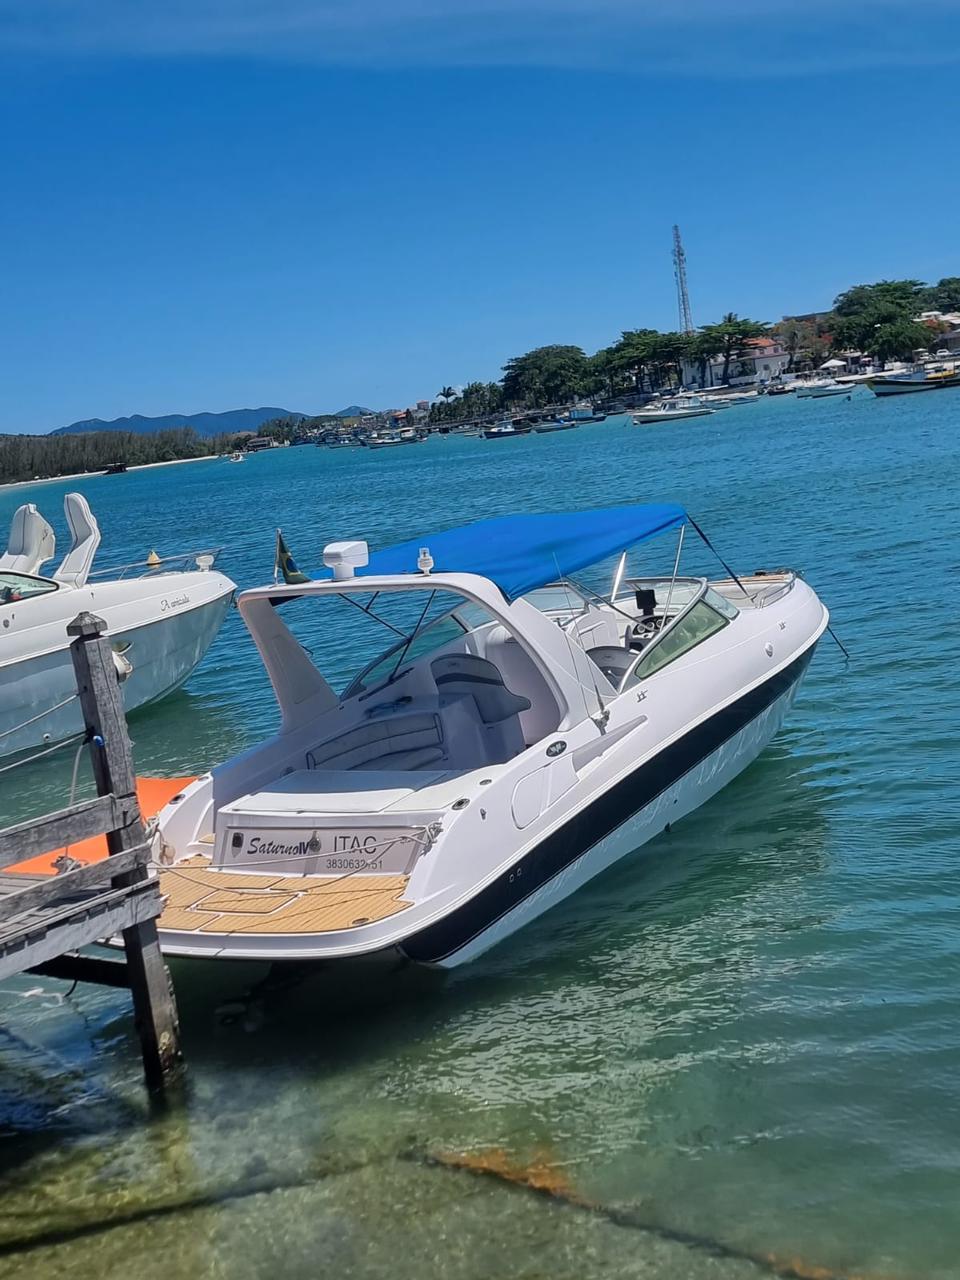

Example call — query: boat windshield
[0,572,58,604]
[521,582,590,622]
[342,599,497,699]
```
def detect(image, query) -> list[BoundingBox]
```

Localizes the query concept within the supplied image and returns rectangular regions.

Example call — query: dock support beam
[67,611,182,1093]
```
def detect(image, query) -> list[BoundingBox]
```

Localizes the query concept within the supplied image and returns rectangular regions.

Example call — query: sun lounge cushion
[307,712,443,772]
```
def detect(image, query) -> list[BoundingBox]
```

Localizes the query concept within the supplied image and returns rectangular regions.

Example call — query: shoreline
[0,452,220,494]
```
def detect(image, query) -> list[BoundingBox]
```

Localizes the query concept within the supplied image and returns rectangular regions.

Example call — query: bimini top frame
[240,502,711,733]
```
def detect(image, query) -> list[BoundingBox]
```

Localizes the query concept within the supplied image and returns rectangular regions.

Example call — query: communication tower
[672,225,694,335]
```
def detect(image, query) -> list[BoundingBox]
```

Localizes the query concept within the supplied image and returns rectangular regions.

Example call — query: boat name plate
[223,826,422,874]
[160,593,190,612]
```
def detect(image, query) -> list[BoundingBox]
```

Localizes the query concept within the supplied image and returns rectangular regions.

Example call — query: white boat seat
[430,654,531,724]
[480,626,561,743]
[54,493,101,588]
[306,711,444,772]
[431,654,530,765]
[0,503,56,576]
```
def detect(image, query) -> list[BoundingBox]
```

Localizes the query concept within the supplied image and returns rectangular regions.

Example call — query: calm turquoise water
[1,395,959,1279]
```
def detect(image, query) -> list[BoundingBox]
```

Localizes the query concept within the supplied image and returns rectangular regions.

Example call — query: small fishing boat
[230,451,245,463]
[632,395,715,423]
[483,420,532,439]
[0,494,235,756]
[867,367,960,396]
[566,402,607,424]
[795,379,853,399]
[103,462,128,475]
[151,503,828,968]
[366,433,407,449]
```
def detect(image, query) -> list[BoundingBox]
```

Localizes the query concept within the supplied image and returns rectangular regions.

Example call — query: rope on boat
[0,731,85,777]
[0,694,78,743]
[147,820,443,919]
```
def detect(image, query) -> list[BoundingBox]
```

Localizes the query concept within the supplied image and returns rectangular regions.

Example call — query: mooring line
[412,1148,902,1280]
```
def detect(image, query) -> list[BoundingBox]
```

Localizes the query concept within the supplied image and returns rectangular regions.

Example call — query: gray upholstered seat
[430,654,531,723]
[307,712,444,771]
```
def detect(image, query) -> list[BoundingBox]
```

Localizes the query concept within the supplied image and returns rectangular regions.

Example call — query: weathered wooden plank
[68,612,182,1091]
[0,844,148,925]
[0,877,159,947]
[0,793,133,870]
[0,882,161,982]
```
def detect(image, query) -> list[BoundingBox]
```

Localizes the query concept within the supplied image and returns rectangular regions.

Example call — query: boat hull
[796,385,851,398]
[0,585,232,755]
[153,626,820,966]
[401,643,815,967]
[868,375,960,396]
[632,408,713,423]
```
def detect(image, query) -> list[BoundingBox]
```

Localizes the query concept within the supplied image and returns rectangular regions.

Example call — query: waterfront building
[682,336,791,389]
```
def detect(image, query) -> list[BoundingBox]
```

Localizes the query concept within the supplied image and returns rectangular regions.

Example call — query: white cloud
[1,0,958,75]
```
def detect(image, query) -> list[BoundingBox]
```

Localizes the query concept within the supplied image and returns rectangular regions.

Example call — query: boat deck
[157,857,412,936]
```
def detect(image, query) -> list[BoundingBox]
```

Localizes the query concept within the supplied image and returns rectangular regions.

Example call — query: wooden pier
[0,612,182,1093]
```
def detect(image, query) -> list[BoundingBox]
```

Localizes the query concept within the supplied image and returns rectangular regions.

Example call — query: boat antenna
[661,524,685,628]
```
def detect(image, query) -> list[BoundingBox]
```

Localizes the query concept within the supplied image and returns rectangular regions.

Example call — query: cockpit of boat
[281,571,749,779]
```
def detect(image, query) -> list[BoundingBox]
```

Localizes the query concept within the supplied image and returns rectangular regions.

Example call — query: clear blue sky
[2,1,959,432]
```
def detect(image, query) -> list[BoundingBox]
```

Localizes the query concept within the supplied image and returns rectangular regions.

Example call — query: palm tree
[437,386,457,404]
[697,314,768,385]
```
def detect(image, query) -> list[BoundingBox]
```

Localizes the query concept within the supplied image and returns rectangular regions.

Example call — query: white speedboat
[795,379,853,399]
[632,395,715,423]
[230,451,246,463]
[0,493,235,756]
[152,503,828,968]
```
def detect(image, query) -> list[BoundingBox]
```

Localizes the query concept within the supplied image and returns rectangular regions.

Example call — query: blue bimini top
[317,501,686,601]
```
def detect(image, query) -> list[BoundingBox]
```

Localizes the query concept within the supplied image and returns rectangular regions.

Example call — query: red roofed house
[682,335,790,389]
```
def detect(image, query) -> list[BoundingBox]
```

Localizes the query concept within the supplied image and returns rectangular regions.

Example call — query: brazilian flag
[275,530,309,584]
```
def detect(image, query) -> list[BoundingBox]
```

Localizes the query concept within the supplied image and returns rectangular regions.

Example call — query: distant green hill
[333,405,373,418]
[51,407,309,436]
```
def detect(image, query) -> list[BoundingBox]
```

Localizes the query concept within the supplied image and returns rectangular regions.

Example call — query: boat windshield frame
[340,594,501,701]
[612,576,739,689]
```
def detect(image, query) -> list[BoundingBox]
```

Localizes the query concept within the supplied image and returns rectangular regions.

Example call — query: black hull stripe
[400,644,816,964]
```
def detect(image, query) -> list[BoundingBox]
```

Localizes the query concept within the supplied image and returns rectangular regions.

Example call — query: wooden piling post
[67,611,182,1092]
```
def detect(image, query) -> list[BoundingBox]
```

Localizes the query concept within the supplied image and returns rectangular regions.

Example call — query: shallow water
[1,394,959,1279]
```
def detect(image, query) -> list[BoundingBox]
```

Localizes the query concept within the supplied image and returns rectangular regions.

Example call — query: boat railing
[712,572,794,609]
[87,547,225,581]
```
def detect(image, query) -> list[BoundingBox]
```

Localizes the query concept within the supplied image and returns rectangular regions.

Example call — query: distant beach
[0,452,219,494]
